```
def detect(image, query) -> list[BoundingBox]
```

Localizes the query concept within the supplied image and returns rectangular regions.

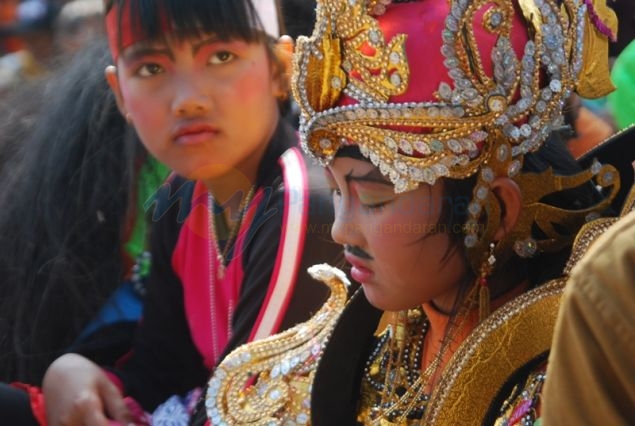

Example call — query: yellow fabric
[543,210,635,425]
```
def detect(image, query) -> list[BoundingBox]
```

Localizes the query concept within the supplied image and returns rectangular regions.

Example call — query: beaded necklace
[207,187,256,278]
[206,187,255,361]
[361,308,430,423]
[360,287,480,424]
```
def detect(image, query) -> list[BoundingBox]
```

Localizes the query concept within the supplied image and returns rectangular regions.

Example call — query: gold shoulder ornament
[204,265,349,425]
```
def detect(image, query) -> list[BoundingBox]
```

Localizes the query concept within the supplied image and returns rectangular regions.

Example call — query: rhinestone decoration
[205,264,349,424]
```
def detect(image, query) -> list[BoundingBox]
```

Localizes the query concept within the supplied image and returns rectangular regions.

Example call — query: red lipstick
[344,252,374,284]
[173,123,219,145]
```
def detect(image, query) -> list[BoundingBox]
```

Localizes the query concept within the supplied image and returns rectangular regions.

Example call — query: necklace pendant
[217,256,225,280]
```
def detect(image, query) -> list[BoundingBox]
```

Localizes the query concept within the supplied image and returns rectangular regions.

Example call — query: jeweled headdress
[292,0,619,270]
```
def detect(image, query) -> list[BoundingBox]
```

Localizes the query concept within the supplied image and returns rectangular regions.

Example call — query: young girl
[201,0,624,424]
[39,0,335,425]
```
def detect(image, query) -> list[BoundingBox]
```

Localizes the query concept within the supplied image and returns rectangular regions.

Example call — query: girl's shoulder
[143,175,198,253]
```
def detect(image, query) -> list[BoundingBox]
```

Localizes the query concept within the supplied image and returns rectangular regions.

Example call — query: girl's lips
[345,253,374,283]
[350,265,374,284]
[175,130,218,145]
[173,123,219,145]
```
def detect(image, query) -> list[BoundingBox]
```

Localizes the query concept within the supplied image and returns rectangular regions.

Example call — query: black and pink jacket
[110,120,337,410]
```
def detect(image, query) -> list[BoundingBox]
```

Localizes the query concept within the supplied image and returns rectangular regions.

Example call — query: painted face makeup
[327,156,469,311]
[104,0,284,185]
[109,33,281,184]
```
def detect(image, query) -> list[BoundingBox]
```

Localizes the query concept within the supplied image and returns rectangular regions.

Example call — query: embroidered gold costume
[204,0,624,424]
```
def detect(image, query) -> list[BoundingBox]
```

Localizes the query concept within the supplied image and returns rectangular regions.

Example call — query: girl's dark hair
[0,39,142,384]
[105,0,279,47]
[281,0,317,38]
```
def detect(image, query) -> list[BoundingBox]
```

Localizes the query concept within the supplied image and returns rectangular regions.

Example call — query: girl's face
[326,156,469,312]
[107,33,282,183]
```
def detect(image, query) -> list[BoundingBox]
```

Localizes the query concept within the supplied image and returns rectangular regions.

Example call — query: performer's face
[326,156,469,312]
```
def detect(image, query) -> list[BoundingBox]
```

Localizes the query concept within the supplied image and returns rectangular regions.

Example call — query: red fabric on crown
[338,0,529,107]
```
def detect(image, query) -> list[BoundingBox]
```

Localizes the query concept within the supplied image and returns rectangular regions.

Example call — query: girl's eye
[359,193,392,211]
[362,200,389,211]
[210,51,235,65]
[137,63,163,77]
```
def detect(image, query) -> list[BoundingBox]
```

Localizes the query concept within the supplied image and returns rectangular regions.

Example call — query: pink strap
[249,147,309,341]
[173,147,309,365]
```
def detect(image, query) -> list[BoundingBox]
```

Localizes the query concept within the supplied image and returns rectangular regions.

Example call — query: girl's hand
[42,353,133,426]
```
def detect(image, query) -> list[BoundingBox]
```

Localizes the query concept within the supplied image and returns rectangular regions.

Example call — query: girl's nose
[172,78,213,117]
[331,197,364,249]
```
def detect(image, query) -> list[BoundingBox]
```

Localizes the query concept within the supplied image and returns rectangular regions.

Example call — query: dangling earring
[478,242,496,322]
[513,237,537,258]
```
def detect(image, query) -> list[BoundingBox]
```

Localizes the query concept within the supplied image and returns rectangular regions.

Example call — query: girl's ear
[104,65,129,119]
[272,35,294,99]
[490,177,522,241]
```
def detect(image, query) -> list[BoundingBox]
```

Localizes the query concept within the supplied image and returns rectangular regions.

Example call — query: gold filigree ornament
[292,0,619,270]
[205,265,349,425]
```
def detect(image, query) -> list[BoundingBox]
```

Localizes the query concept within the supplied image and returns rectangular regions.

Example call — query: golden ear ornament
[463,134,620,273]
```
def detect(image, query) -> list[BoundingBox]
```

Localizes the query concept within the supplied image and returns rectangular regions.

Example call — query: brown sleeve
[542,211,635,425]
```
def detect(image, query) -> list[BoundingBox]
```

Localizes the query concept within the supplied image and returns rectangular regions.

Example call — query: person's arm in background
[542,211,635,425]
[43,178,209,425]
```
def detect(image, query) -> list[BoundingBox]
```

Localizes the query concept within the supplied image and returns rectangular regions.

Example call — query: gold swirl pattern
[205,265,350,425]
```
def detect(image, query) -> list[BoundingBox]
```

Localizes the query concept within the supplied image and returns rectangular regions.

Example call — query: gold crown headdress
[292,0,619,270]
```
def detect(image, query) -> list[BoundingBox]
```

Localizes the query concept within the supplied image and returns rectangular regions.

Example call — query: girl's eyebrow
[192,35,223,55]
[345,168,391,186]
[122,41,174,63]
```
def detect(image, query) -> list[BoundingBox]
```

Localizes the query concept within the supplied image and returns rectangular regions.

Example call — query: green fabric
[608,40,635,130]
[124,156,170,273]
